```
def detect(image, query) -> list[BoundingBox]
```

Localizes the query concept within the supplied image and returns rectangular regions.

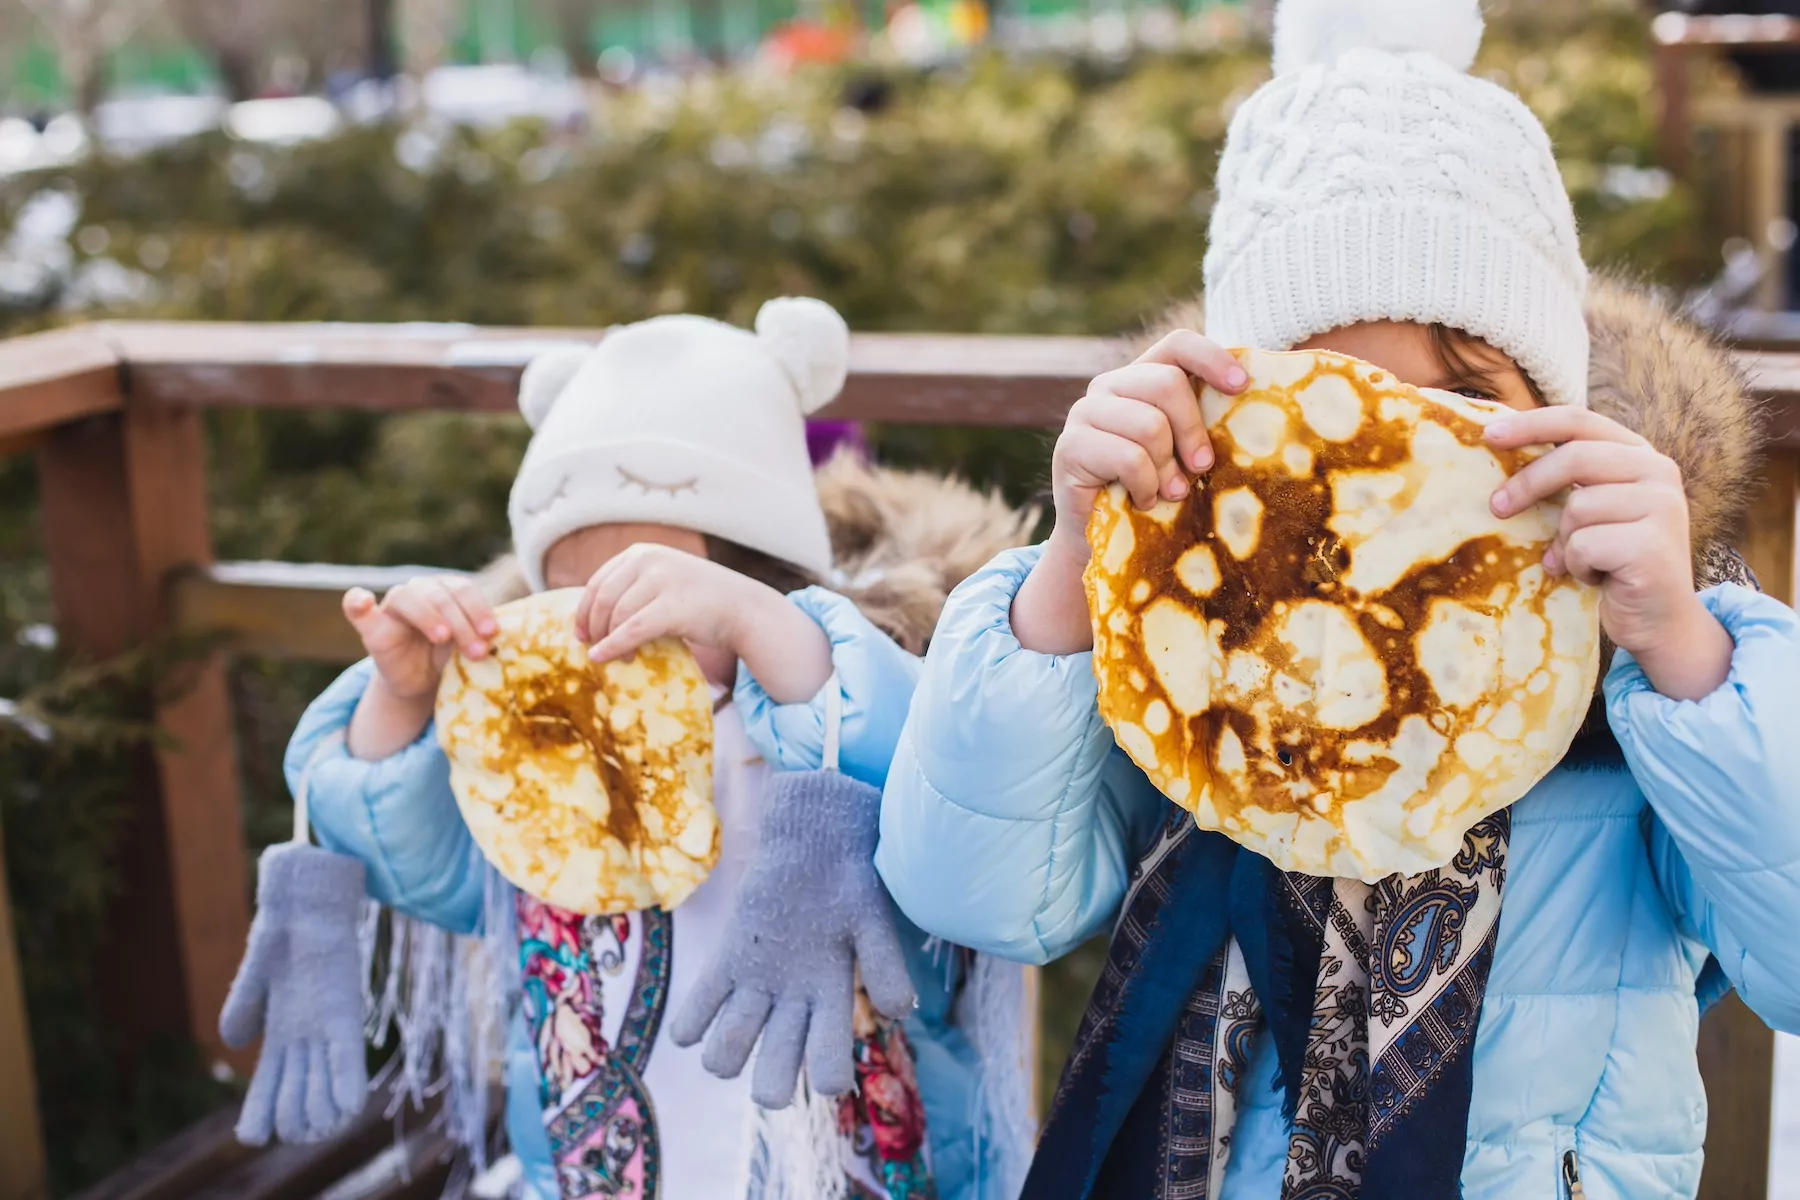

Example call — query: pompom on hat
[508,298,849,592]
[1205,0,1590,407]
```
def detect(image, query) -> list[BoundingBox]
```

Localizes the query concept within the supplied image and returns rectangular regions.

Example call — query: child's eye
[1452,386,1496,402]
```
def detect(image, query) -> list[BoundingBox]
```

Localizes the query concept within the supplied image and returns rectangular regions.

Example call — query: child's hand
[577,544,834,703]
[576,544,759,666]
[1045,331,1246,565]
[1012,331,1246,656]
[1487,407,1732,701]
[343,577,497,702]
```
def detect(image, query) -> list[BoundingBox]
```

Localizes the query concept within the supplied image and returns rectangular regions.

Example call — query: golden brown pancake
[436,588,717,913]
[1086,348,1600,880]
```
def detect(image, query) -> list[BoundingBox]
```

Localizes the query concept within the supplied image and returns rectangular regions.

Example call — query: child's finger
[1492,442,1668,518]
[381,587,454,645]
[1483,405,1646,451]
[589,605,669,666]
[1137,329,1249,396]
[1557,483,1667,543]
[577,558,642,645]
[1068,429,1163,510]
[1092,361,1213,474]
[342,588,386,636]
[1558,522,1638,587]
[416,579,486,657]
[573,557,625,642]
[445,577,498,640]
[1083,392,1191,502]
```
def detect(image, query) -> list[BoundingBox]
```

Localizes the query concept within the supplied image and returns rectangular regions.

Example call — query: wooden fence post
[0,811,46,1200]
[35,407,251,1080]
[1696,447,1798,1200]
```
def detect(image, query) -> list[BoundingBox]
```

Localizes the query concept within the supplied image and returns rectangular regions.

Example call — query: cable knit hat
[1204,0,1590,407]
[508,298,849,591]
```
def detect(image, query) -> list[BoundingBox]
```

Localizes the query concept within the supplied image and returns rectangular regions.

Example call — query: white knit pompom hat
[507,298,848,591]
[1204,0,1590,407]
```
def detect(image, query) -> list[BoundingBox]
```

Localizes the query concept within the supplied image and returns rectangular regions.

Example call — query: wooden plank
[35,410,251,1087]
[0,326,122,441]
[35,417,191,1078]
[118,406,251,1075]
[170,563,459,662]
[104,321,1112,426]
[67,1105,249,1200]
[0,811,46,1200]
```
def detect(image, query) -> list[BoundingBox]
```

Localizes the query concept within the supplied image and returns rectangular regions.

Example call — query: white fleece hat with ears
[507,298,849,592]
[1204,0,1590,407]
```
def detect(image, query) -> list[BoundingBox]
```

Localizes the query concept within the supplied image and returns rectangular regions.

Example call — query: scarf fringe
[736,1076,851,1200]
[957,954,1038,1200]
[357,853,518,1174]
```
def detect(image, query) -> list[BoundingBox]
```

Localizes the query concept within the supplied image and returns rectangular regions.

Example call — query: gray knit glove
[220,842,369,1145]
[669,769,916,1108]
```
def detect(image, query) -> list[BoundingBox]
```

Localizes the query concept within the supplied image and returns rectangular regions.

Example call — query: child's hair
[1429,324,1548,407]
[701,536,815,596]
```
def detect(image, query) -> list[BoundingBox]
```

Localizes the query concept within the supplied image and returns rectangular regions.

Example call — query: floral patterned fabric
[518,890,936,1200]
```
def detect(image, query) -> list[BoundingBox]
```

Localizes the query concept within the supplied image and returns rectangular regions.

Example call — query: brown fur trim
[1583,273,1764,556]
[815,452,1039,653]
[472,454,1037,654]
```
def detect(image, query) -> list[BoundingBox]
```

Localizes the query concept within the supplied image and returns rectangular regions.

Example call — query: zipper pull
[1562,1149,1585,1200]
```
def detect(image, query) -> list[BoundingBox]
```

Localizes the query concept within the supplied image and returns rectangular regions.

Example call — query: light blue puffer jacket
[287,588,1004,1200]
[877,545,1800,1199]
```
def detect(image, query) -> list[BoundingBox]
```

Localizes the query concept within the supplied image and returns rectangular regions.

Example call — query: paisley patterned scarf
[1023,810,1508,1200]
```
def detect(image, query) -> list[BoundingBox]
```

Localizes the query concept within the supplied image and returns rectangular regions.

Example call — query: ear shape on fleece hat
[1272,0,1483,77]
[755,297,851,415]
[518,346,591,430]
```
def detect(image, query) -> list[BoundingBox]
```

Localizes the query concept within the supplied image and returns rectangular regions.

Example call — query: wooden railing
[1,320,1797,1200]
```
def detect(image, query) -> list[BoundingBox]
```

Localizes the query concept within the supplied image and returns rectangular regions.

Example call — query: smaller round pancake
[1086,348,1601,881]
[436,588,717,914]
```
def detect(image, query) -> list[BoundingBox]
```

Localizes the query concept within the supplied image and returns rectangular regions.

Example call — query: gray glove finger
[234,1044,283,1146]
[273,1042,311,1144]
[853,907,917,1019]
[701,988,774,1080]
[304,1040,338,1140]
[669,952,735,1049]
[219,921,280,1051]
[805,980,855,1097]
[328,1022,368,1120]
[750,997,811,1110]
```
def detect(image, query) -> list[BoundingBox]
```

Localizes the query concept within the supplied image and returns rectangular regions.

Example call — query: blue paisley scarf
[1023,808,1509,1200]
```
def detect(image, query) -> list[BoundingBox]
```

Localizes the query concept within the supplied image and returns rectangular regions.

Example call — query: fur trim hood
[1132,274,1766,579]
[474,454,1038,653]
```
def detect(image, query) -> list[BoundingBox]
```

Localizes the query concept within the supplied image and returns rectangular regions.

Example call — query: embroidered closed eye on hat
[507,298,848,591]
[1204,0,1591,407]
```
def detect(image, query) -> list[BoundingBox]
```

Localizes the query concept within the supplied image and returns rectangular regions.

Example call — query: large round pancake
[435,588,717,914]
[1086,348,1601,881]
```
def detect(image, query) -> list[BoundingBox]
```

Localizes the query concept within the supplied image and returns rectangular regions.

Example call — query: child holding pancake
[282,299,1036,1200]
[879,1,1800,1197]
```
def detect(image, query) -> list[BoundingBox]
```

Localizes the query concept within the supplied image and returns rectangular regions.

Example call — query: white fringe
[958,954,1038,1200]
[358,852,518,1177]
[736,1074,850,1200]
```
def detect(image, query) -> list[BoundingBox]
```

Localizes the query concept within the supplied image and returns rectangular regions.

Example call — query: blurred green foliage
[0,4,1719,1185]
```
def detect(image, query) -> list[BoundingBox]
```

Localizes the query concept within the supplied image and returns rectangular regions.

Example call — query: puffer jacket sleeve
[875,545,1168,966]
[1606,584,1800,1032]
[734,586,920,790]
[284,660,486,936]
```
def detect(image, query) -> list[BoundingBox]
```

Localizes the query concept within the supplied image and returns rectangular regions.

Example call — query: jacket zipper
[1562,1149,1585,1200]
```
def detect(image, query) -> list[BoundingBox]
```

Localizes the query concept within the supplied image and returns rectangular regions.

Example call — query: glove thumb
[853,908,916,1020]
[219,922,280,1050]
